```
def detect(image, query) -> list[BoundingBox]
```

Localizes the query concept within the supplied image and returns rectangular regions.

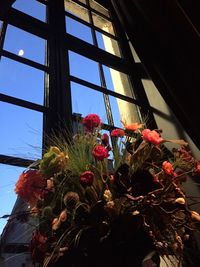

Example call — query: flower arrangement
[14,114,200,266]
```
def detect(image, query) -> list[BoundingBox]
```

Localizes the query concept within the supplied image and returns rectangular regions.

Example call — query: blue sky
[0,0,122,234]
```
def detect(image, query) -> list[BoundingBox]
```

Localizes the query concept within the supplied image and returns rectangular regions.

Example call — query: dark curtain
[111,0,200,150]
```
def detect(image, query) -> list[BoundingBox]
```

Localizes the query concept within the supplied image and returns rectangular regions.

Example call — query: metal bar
[70,75,149,109]
[44,0,73,144]
[1,50,48,72]
[0,154,34,167]
[65,33,132,74]
[87,0,114,126]
[1,8,49,40]
[0,21,7,60]
[37,0,48,5]
[0,93,47,112]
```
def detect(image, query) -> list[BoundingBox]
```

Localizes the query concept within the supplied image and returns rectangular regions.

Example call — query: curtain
[111,0,200,150]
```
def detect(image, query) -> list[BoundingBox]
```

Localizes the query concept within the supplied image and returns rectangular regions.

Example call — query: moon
[18,49,24,56]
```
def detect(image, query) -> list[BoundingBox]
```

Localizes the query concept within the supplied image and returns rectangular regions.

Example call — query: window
[0,102,43,159]
[69,51,101,85]
[0,0,153,239]
[71,81,108,123]
[4,25,46,65]
[66,17,93,44]
[12,0,46,22]
[0,57,45,104]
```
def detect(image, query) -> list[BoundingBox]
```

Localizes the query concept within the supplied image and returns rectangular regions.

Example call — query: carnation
[80,171,94,186]
[92,145,109,161]
[15,169,46,206]
[142,129,164,145]
[111,128,125,137]
[162,161,175,176]
[12,113,200,267]
[82,114,101,132]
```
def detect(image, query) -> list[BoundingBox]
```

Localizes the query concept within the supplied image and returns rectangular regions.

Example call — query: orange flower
[162,161,175,176]
[15,169,46,206]
[121,119,143,131]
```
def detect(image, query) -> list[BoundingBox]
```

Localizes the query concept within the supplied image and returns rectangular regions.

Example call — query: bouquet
[14,114,200,266]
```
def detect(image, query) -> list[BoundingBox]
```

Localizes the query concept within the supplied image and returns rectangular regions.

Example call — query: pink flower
[162,161,175,176]
[82,114,101,132]
[80,171,94,186]
[92,145,109,161]
[142,129,164,145]
[111,129,125,137]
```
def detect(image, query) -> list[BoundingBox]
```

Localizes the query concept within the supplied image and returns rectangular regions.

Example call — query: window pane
[103,65,133,98]
[71,82,108,123]
[0,57,44,105]
[0,102,43,159]
[77,0,86,4]
[66,17,93,44]
[65,1,89,23]
[96,31,121,57]
[109,96,140,127]
[89,0,110,18]
[12,0,46,22]
[4,25,46,65]
[92,12,115,36]
[69,51,101,85]
[0,164,25,234]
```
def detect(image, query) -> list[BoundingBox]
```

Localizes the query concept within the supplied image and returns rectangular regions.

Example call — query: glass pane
[92,12,115,36]
[96,31,121,57]
[0,57,44,105]
[4,25,46,65]
[13,0,46,21]
[0,102,43,159]
[89,0,110,18]
[109,96,140,127]
[71,82,108,123]
[0,164,25,234]
[103,65,133,98]
[69,51,101,85]
[77,0,86,3]
[66,16,93,44]
[65,1,89,23]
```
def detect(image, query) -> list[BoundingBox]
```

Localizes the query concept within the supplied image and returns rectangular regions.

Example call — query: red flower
[101,133,109,146]
[162,161,175,176]
[194,162,200,175]
[92,145,109,161]
[142,129,164,145]
[15,169,46,206]
[30,230,48,263]
[111,129,125,137]
[82,114,101,132]
[80,171,94,186]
